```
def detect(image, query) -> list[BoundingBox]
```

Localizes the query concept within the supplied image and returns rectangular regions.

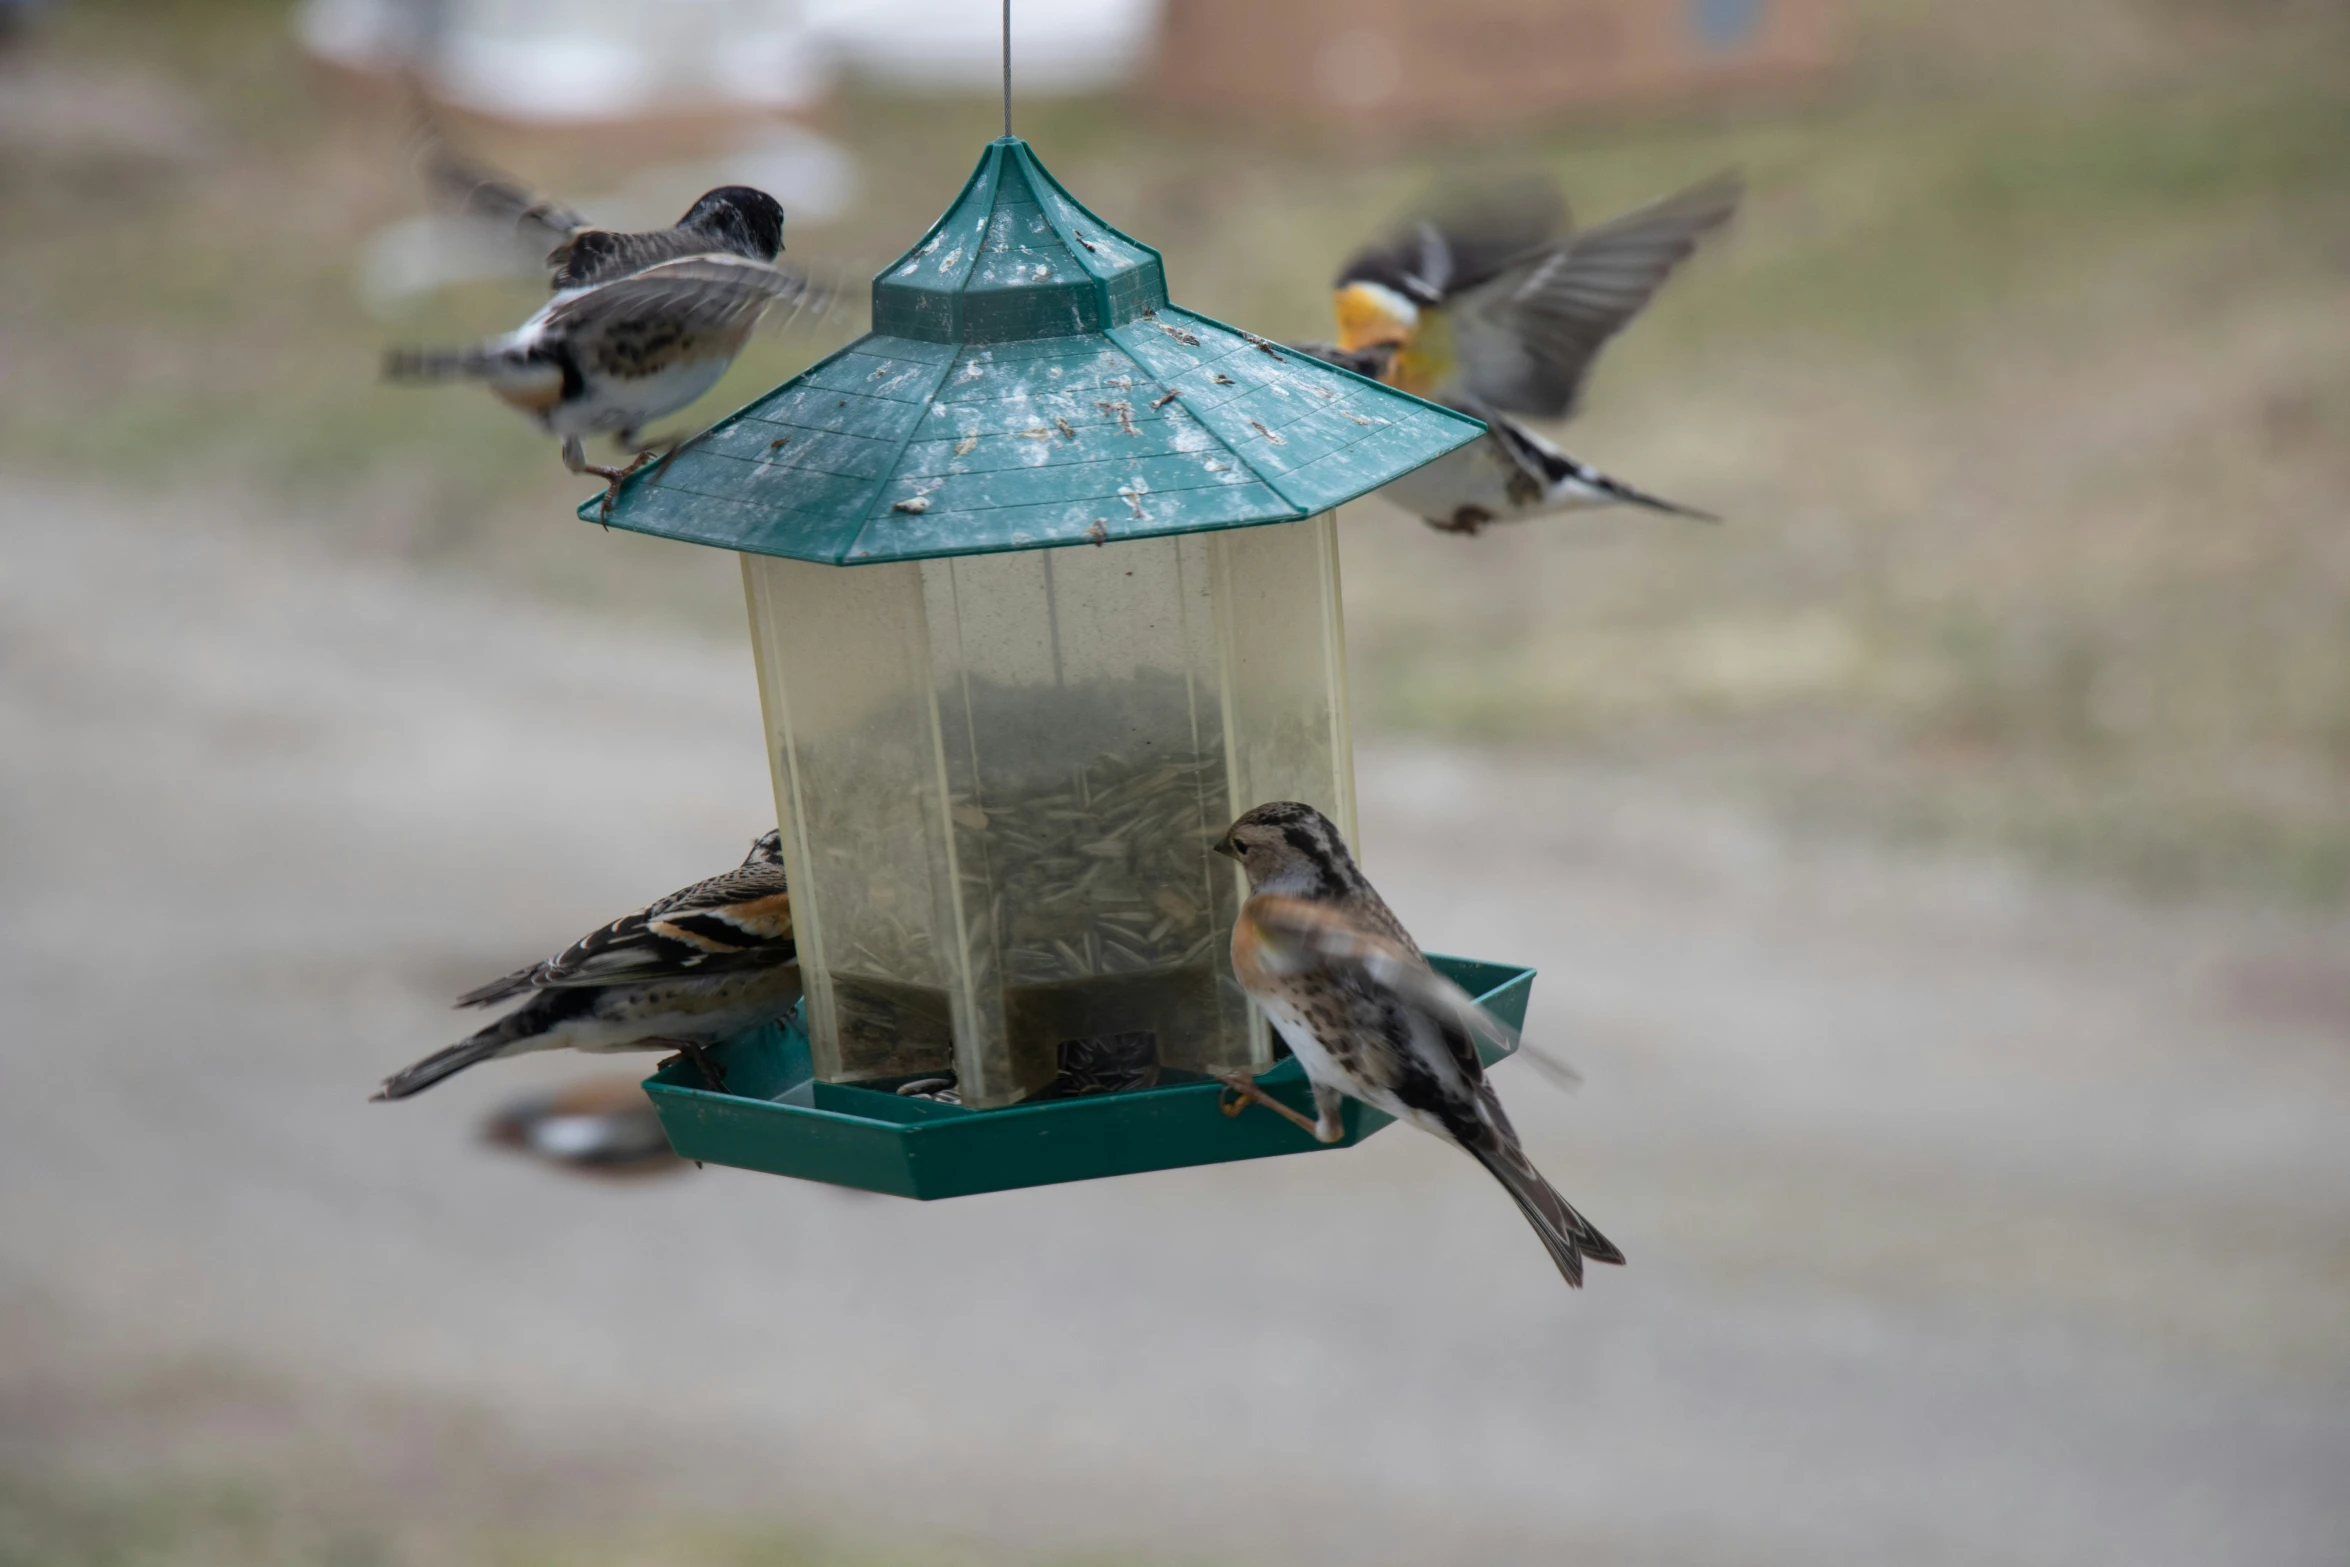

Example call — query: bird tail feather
[1500,414,1719,522]
[372,1007,545,1100]
[1470,1139,1625,1289]
[1563,461,1718,522]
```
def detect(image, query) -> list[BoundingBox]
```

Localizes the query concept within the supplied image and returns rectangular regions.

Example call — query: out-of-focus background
[3,1,2347,1563]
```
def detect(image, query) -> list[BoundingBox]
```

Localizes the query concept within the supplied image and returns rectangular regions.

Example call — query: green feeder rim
[583,136,1487,564]
[641,955,1537,1199]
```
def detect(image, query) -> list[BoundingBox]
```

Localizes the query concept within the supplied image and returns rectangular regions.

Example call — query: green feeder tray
[644,955,1534,1199]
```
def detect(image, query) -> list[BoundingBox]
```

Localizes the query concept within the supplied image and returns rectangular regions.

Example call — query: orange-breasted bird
[383,149,825,514]
[1210,802,1623,1289]
[372,831,799,1100]
[1296,171,1739,534]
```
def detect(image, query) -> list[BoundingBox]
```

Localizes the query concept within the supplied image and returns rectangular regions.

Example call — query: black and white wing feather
[542,254,814,329]
[1480,403,1719,522]
[547,227,761,292]
[456,838,794,1009]
[541,255,822,352]
[1445,171,1740,419]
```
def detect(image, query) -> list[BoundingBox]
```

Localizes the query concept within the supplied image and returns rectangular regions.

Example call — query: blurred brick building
[1151,0,1843,131]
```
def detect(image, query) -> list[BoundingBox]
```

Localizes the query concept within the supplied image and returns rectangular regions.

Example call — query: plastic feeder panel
[746,515,1361,1106]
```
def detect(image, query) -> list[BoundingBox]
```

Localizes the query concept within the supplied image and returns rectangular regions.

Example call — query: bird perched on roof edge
[382,144,827,516]
[372,830,799,1100]
[1295,170,1739,534]
[1210,802,1623,1288]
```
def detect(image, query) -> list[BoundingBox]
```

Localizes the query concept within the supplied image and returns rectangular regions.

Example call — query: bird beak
[1211,836,1238,860]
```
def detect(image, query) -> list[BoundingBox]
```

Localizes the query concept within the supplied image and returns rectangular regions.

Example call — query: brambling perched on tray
[383,149,827,515]
[372,831,799,1101]
[1295,170,1739,535]
[482,1076,683,1177]
[1210,803,1623,1289]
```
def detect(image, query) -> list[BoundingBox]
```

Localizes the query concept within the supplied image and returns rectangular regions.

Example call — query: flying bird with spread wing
[1296,170,1740,534]
[382,146,827,514]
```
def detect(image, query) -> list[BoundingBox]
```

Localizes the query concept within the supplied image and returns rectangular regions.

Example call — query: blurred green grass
[0,1318,1168,1567]
[0,1469,1135,1567]
[3,0,2346,903]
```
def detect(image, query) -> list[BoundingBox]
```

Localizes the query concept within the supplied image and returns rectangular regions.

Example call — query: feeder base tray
[643,954,1535,1198]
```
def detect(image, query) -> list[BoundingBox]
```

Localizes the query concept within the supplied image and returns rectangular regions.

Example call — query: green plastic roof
[584,137,1485,565]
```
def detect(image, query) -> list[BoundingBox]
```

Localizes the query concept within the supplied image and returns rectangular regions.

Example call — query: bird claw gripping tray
[596,137,1531,1195]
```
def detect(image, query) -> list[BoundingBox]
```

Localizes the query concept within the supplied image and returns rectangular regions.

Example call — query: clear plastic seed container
[743,512,1355,1108]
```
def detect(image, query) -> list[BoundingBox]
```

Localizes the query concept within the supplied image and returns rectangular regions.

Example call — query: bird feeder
[595,137,1521,1196]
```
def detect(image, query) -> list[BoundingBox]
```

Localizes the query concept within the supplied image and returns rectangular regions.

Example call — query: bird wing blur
[1337,171,1572,304]
[1446,172,1742,418]
[1397,171,1742,418]
[541,255,815,354]
[422,143,592,280]
[1238,895,1512,1091]
[1311,171,1738,532]
[384,256,811,403]
[371,833,799,1101]
[424,143,791,291]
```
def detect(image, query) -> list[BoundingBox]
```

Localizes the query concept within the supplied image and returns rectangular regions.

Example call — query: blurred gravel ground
[3,481,2346,1566]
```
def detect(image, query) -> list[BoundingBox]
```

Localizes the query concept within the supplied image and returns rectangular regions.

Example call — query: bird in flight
[383,146,827,515]
[1211,802,1624,1288]
[1296,170,1739,534]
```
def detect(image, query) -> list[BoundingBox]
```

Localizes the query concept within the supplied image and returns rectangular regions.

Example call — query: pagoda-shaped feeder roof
[586,137,1485,564]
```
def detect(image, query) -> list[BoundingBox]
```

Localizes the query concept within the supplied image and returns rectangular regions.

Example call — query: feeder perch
[593,136,1512,1194]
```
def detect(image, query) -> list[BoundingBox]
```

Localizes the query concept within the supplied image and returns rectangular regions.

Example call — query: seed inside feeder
[819,674,1243,1100]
